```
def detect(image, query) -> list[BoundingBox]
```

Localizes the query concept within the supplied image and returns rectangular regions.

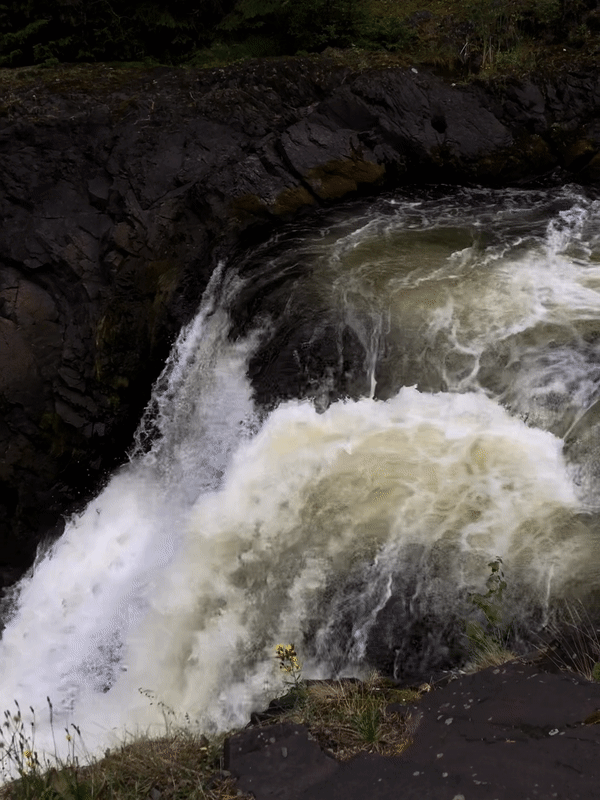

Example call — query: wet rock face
[0,58,599,589]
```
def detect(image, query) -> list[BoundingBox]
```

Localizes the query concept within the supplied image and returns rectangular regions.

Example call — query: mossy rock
[306,157,385,200]
[230,193,270,220]
[272,185,316,216]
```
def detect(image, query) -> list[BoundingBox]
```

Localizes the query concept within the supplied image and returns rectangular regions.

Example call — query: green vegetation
[533,597,600,682]
[0,650,423,799]
[0,0,234,67]
[0,692,251,800]
[272,673,422,758]
[0,0,598,75]
[268,644,422,758]
[464,556,518,672]
[464,556,600,680]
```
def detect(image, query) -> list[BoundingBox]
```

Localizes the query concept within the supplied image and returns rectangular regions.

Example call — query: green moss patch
[306,156,385,200]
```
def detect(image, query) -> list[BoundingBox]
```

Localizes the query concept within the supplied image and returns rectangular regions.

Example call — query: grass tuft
[462,631,518,673]
[265,668,425,760]
[534,599,600,683]
[0,693,254,800]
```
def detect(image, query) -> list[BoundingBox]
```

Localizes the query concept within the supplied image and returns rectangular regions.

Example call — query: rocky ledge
[225,658,600,800]
[1,56,599,591]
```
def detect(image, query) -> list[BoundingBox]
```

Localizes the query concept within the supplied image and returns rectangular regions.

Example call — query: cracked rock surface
[225,660,600,799]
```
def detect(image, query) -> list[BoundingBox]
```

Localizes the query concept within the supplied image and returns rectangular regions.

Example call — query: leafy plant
[274,643,304,689]
[272,642,310,715]
[464,0,521,68]
[464,556,517,669]
[356,15,416,52]
[469,556,507,626]
[465,558,600,683]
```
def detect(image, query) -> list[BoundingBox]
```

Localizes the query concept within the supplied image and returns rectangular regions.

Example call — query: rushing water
[1,184,600,777]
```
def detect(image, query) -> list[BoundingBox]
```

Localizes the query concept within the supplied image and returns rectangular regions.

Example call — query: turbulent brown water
[1,184,600,778]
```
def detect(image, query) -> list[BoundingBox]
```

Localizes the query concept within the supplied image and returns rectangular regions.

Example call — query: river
[1,184,600,777]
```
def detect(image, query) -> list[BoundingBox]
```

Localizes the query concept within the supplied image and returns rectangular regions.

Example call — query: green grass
[265,672,424,760]
[0,0,597,94]
[532,598,600,682]
[360,0,598,76]
[0,693,253,800]
[0,675,424,800]
[0,0,597,89]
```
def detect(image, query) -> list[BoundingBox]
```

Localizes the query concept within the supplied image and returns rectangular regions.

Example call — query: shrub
[217,0,368,53]
[464,556,517,670]
[356,15,417,52]
[0,0,235,67]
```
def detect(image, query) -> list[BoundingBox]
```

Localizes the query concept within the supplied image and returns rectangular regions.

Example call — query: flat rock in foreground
[225,659,600,799]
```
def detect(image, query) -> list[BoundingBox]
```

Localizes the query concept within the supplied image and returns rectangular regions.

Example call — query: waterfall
[1,184,600,780]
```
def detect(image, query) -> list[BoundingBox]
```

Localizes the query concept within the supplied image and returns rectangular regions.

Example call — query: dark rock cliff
[1,56,599,591]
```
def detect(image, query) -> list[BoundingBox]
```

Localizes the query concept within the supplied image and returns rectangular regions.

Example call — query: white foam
[1,188,599,781]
